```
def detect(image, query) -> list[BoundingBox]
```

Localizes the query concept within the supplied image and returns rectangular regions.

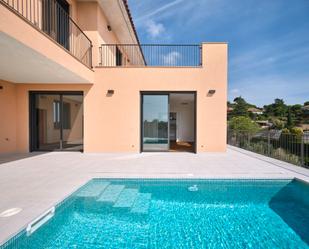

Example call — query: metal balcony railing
[99,44,202,67]
[1,0,92,68]
[228,129,309,168]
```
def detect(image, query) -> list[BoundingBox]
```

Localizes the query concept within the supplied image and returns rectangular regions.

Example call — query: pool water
[1,179,309,249]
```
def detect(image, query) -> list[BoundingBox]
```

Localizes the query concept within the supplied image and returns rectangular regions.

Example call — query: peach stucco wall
[0,80,17,153]
[76,1,121,66]
[0,43,227,153]
[84,43,227,153]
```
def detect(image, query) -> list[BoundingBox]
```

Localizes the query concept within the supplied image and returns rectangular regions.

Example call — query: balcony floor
[0,146,308,244]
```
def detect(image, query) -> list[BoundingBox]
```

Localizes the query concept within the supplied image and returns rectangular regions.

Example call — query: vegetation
[271,118,285,130]
[281,128,290,134]
[230,97,249,116]
[228,97,309,131]
[263,99,287,118]
[229,116,260,133]
[228,98,309,168]
[290,127,304,137]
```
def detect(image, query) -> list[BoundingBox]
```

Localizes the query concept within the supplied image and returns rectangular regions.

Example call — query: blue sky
[128,0,309,107]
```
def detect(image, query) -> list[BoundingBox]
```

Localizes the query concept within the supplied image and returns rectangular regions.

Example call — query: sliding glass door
[142,94,169,151]
[30,92,83,151]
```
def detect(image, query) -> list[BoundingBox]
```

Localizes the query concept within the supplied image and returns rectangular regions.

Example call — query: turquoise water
[2,179,309,249]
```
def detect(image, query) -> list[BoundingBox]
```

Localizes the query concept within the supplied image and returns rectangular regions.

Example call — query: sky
[127,0,309,107]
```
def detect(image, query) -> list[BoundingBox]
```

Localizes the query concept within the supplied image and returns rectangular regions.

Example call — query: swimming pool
[1,179,309,249]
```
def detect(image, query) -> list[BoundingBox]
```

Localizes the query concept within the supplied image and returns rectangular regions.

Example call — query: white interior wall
[170,94,195,142]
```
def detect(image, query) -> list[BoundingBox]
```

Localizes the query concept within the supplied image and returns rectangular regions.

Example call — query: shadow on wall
[269,179,309,245]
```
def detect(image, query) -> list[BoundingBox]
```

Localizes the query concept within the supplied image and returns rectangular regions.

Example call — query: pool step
[76,181,110,198]
[130,193,152,214]
[97,184,125,203]
[113,188,139,208]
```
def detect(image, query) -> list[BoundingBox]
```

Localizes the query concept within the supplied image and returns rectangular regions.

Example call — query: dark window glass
[116,47,123,66]
[42,0,70,50]
[62,102,71,129]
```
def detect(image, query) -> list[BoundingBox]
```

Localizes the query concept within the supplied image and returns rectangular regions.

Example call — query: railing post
[199,45,202,66]
[90,44,93,68]
[301,134,305,167]
[267,130,271,156]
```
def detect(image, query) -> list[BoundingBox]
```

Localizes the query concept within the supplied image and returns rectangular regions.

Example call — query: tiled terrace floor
[0,146,309,244]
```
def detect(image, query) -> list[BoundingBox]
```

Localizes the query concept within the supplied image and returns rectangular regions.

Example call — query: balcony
[0,0,92,68]
[98,44,202,67]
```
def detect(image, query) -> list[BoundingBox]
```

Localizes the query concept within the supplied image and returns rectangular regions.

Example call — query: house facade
[0,0,227,153]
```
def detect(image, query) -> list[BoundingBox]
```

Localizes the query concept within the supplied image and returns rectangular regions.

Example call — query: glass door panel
[31,92,83,151]
[142,95,169,151]
[62,95,83,151]
[35,94,61,150]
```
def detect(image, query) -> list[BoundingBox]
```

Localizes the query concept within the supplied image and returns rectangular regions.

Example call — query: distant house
[256,120,272,129]
[227,106,234,113]
[248,107,263,115]
[301,125,309,131]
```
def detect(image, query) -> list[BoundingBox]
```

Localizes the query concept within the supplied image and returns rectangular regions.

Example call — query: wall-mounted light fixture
[107,89,114,95]
[207,89,216,97]
[107,25,112,31]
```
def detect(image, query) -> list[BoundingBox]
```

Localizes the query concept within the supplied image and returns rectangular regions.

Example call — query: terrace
[0,146,309,245]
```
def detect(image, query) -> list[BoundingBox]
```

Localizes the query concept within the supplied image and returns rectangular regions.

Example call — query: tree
[231,96,249,117]
[304,101,309,106]
[290,104,303,125]
[264,98,288,118]
[286,108,294,129]
[229,116,259,134]
[290,127,303,137]
[271,118,285,130]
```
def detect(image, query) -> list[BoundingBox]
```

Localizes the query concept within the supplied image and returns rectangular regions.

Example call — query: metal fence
[99,44,202,67]
[228,129,309,168]
[1,0,92,68]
